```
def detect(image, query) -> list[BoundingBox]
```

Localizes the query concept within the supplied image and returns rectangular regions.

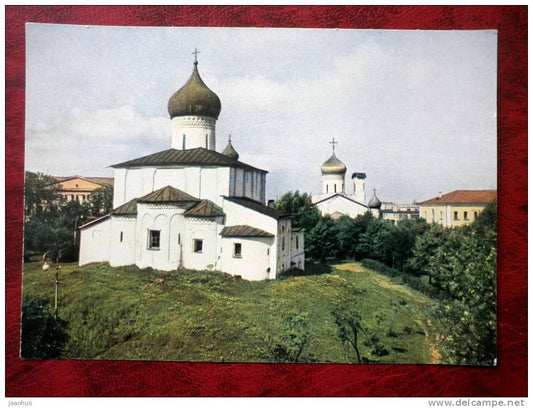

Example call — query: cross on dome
[329,137,338,152]
[192,48,200,64]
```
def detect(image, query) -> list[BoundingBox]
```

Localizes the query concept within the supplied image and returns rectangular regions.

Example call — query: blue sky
[25,24,497,203]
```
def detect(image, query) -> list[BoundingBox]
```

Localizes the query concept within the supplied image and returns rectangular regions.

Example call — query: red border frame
[5,6,527,397]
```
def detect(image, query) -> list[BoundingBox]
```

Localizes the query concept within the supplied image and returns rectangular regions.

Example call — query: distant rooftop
[419,190,497,205]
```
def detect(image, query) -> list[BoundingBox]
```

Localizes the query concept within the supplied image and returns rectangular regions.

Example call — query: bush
[21,297,69,359]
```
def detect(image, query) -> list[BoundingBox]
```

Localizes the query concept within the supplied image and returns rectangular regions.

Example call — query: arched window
[334,184,337,193]
[182,134,186,150]
[205,134,208,148]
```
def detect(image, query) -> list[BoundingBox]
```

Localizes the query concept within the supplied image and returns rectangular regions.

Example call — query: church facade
[311,140,381,219]
[79,55,304,280]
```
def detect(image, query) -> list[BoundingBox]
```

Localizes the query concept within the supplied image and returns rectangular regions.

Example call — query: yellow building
[418,190,496,227]
[53,176,114,203]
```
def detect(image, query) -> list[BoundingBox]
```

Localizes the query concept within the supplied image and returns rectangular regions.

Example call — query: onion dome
[222,136,239,160]
[321,152,347,175]
[168,61,221,119]
[368,191,382,209]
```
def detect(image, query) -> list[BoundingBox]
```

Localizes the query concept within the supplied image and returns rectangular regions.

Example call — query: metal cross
[192,48,200,63]
[329,137,338,152]
[228,134,232,142]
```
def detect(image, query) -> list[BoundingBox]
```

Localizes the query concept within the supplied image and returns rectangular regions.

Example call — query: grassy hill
[22,261,442,363]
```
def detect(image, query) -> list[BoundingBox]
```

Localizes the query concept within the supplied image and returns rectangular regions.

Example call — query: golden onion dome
[222,138,239,160]
[321,152,347,175]
[168,61,221,119]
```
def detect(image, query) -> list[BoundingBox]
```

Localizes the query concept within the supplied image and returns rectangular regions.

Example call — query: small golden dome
[222,138,239,160]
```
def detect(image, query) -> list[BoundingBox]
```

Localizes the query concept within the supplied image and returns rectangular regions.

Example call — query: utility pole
[54,257,61,316]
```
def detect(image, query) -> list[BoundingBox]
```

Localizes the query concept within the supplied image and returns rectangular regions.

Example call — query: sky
[25,24,497,203]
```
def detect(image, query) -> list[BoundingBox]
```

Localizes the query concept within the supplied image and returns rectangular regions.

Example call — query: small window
[474,211,479,219]
[326,185,328,193]
[193,239,203,253]
[454,211,459,221]
[281,225,285,233]
[182,134,186,150]
[334,184,337,193]
[178,233,181,245]
[267,248,270,255]
[205,134,208,148]
[296,236,299,249]
[464,211,469,220]
[282,237,285,251]
[120,231,123,242]
[233,243,242,258]
[148,230,160,249]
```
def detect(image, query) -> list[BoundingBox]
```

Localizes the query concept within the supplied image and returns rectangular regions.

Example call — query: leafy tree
[274,190,321,232]
[356,218,394,264]
[21,297,69,359]
[306,216,339,261]
[24,171,61,220]
[85,185,113,216]
[331,285,365,363]
[406,223,451,280]
[388,218,429,271]
[335,215,358,260]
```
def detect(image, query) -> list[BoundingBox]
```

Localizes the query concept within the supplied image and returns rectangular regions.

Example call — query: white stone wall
[277,218,292,274]
[113,166,232,208]
[229,168,265,203]
[322,173,345,195]
[290,230,305,270]
[79,218,112,265]
[109,217,137,267]
[182,217,221,271]
[170,116,216,150]
[352,178,366,203]
[219,236,273,281]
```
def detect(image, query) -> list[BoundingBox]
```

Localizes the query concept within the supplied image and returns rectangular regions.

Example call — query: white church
[311,139,381,219]
[79,54,305,281]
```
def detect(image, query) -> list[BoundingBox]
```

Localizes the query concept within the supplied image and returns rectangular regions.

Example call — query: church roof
[419,190,497,206]
[220,225,274,238]
[351,172,367,179]
[313,193,368,208]
[137,185,199,204]
[321,152,347,174]
[223,196,290,220]
[168,61,221,119]
[112,198,138,215]
[111,148,267,173]
[184,199,225,218]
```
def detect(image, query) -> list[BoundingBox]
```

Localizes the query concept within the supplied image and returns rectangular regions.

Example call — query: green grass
[22,261,442,363]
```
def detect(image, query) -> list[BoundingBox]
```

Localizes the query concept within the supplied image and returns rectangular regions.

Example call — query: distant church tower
[320,138,347,195]
[167,49,221,150]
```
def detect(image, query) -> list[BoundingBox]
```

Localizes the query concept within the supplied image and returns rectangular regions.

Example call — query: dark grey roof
[137,185,199,204]
[220,225,274,238]
[351,172,367,179]
[313,193,368,208]
[223,196,290,220]
[111,148,267,173]
[184,199,225,218]
[112,198,138,215]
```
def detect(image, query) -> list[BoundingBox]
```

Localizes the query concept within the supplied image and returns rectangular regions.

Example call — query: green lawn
[22,261,442,363]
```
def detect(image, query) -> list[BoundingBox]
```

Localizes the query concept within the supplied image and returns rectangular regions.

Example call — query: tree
[306,216,339,261]
[416,204,497,365]
[274,190,321,232]
[85,185,113,216]
[331,285,365,363]
[24,171,61,221]
[21,297,69,359]
[356,217,394,264]
[388,218,429,271]
[335,215,358,260]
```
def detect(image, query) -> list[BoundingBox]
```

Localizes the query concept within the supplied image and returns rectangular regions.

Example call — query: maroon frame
[5,6,527,397]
